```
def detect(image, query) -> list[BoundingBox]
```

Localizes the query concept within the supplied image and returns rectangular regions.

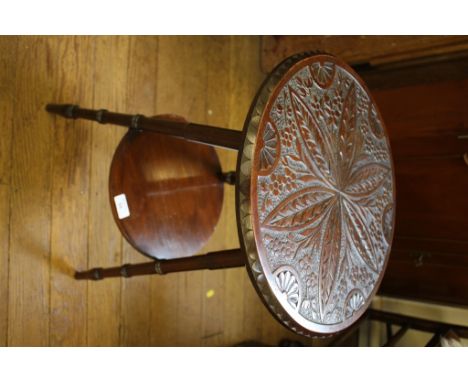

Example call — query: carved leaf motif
[343,200,378,272]
[283,153,308,173]
[263,186,335,230]
[292,222,323,259]
[338,85,363,185]
[319,200,342,309]
[289,89,335,186]
[368,103,384,138]
[310,61,336,88]
[345,163,389,198]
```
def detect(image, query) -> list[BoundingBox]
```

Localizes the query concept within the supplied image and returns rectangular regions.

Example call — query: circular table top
[236,52,396,337]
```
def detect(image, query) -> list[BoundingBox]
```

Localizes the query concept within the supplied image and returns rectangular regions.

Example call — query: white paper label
[114,194,130,220]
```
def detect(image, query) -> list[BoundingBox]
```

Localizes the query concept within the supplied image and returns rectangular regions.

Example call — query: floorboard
[0,36,18,346]
[8,37,53,346]
[49,36,94,346]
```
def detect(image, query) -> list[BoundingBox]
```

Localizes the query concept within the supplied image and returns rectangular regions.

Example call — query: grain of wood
[225,36,265,345]
[49,36,95,346]
[8,37,54,346]
[87,36,129,346]
[227,36,268,345]
[200,36,232,346]
[120,36,158,346]
[0,36,18,346]
[149,36,197,346]
[155,36,209,346]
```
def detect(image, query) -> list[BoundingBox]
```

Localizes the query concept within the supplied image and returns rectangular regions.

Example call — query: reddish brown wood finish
[109,125,224,260]
[47,52,400,339]
[261,36,468,73]
[75,249,245,280]
[45,104,243,150]
[237,53,395,337]
[370,74,468,306]
[357,53,468,90]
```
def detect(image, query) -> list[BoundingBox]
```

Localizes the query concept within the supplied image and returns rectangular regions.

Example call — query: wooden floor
[0,36,324,346]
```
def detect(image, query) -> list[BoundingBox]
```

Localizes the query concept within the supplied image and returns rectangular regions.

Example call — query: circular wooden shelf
[236,53,396,337]
[109,117,224,260]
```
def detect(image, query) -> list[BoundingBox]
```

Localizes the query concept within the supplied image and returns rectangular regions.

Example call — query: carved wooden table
[46,52,395,337]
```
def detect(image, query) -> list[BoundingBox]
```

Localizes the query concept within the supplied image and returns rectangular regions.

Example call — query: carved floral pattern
[254,61,394,326]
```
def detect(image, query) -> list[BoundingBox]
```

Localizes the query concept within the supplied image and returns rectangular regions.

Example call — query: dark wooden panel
[393,156,468,242]
[374,79,468,158]
[373,74,468,306]
[261,36,468,72]
[391,237,468,263]
[358,54,468,90]
[381,258,468,306]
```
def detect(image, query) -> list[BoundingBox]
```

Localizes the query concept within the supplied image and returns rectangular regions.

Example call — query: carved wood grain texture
[1,36,322,346]
[237,54,395,337]
[261,36,468,73]
[0,36,18,346]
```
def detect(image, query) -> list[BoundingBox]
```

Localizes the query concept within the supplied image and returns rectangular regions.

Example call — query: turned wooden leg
[46,104,243,150]
[75,249,245,280]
